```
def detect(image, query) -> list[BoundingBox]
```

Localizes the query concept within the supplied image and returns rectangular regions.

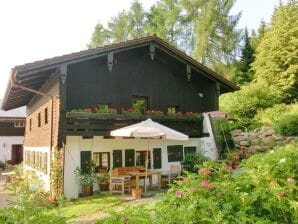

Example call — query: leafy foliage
[74,161,97,186]
[273,113,298,136]
[182,152,208,173]
[251,1,298,103]
[50,151,63,200]
[100,142,298,223]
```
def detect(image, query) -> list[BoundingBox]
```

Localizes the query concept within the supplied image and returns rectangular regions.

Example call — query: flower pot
[99,183,109,191]
[81,185,93,197]
[131,188,142,199]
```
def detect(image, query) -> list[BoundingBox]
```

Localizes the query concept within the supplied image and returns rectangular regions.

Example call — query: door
[11,145,23,165]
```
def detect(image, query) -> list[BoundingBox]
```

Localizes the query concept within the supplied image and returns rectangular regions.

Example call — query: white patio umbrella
[110,118,188,192]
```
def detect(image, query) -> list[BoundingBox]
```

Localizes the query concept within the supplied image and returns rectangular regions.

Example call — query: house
[1,35,239,197]
[0,105,25,165]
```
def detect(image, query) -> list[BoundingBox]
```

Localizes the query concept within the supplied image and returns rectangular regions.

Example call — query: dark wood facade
[66,47,217,113]
[0,119,25,136]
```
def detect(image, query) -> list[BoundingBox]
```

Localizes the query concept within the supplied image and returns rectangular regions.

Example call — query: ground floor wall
[0,136,24,162]
[23,146,51,192]
[64,135,218,197]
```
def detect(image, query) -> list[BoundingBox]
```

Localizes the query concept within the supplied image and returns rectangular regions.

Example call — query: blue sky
[0,0,281,99]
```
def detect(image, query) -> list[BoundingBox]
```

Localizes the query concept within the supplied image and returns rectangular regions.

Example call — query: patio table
[128,169,161,191]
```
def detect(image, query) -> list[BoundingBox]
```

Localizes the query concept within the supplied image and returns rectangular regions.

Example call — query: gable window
[93,152,110,172]
[38,113,41,127]
[136,151,151,168]
[14,121,25,128]
[167,145,183,162]
[44,108,48,124]
[132,96,149,114]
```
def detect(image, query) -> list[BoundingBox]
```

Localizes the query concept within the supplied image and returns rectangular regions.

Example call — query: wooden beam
[150,42,155,61]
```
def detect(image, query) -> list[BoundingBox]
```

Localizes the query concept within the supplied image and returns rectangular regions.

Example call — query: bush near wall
[274,113,298,136]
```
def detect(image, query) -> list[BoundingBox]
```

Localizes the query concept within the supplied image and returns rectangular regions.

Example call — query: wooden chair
[161,165,181,187]
[109,168,131,195]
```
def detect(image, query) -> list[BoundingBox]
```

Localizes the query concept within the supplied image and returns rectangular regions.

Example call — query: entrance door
[11,145,23,165]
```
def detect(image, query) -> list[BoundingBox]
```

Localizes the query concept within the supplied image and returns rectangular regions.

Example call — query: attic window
[44,108,48,124]
[14,121,25,128]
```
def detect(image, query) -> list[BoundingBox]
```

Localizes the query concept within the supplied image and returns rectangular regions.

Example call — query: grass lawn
[48,193,123,221]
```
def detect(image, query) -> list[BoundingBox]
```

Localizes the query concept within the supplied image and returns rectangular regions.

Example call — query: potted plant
[74,162,96,197]
[97,171,110,191]
[131,179,142,199]
[0,161,6,171]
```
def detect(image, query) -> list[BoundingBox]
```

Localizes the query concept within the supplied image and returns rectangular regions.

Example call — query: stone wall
[232,126,296,158]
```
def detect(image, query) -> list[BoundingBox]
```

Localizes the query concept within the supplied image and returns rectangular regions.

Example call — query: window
[113,150,122,168]
[167,106,179,114]
[93,152,110,172]
[44,108,48,124]
[153,148,162,169]
[125,149,135,167]
[167,145,183,162]
[132,96,149,114]
[29,119,32,131]
[184,146,196,156]
[136,151,151,168]
[38,113,41,127]
[14,121,25,128]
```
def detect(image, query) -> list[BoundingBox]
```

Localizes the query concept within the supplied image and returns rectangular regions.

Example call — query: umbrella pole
[145,140,149,193]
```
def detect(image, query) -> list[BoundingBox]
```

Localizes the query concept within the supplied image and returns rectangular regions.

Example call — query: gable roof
[2,35,239,111]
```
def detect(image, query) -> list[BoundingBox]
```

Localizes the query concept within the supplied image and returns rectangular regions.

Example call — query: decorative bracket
[150,42,155,61]
[187,64,191,81]
[107,52,114,72]
[216,82,220,95]
[60,64,67,85]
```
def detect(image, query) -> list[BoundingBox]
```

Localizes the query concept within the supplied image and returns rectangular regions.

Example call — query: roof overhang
[2,35,239,111]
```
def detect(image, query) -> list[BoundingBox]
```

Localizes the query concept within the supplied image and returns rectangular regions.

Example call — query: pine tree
[87,23,110,49]
[128,0,146,39]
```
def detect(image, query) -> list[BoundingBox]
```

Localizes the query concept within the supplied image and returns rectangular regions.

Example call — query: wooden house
[1,36,238,196]
[0,106,25,165]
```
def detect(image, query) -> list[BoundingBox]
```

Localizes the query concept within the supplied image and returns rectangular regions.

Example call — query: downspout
[11,76,55,166]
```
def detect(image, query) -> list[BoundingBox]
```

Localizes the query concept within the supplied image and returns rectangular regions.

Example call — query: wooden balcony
[64,112,205,138]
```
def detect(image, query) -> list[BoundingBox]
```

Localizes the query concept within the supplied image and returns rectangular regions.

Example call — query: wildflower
[123,216,129,222]
[190,186,197,192]
[198,168,206,175]
[175,190,182,197]
[208,170,212,175]
[207,183,213,190]
[279,158,286,164]
[201,180,207,188]
[287,178,295,183]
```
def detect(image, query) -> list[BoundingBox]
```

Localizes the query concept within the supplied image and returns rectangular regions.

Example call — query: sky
[0,0,281,101]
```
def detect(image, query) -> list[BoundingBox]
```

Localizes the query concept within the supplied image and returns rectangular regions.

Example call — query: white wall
[64,136,206,197]
[23,146,51,192]
[0,136,24,161]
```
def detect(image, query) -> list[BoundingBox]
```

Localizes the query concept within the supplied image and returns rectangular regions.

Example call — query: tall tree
[146,0,182,46]
[128,0,146,38]
[87,23,110,49]
[234,28,255,84]
[108,11,130,43]
[252,0,298,103]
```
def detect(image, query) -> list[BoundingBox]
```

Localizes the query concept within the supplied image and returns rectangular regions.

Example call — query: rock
[240,141,249,146]
[262,136,274,145]
[233,135,248,142]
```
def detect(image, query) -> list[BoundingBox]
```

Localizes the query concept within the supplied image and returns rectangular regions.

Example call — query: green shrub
[101,143,298,223]
[274,113,298,136]
[0,161,6,170]
[182,153,208,173]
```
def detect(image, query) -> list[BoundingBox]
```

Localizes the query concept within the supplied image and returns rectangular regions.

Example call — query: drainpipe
[11,76,55,167]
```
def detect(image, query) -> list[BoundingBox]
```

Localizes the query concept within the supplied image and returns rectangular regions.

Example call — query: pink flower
[201,180,207,188]
[287,178,295,183]
[190,186,197,192]
[207,183,213,190]
[123,216,129,222]
[175,190,182,197]
[198,168,206,175]
[208,170,212,175]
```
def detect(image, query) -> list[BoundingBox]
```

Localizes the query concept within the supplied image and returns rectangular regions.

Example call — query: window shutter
[184,147,196,156]
[113,150,122,168]
[153,148,162,169]
[125,149,135,167]
[80,151,92,173]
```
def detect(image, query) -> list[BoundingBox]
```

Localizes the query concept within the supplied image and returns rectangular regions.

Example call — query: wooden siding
[66,46,218,113]
[24,74,60,147]
[0,121,25,136]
